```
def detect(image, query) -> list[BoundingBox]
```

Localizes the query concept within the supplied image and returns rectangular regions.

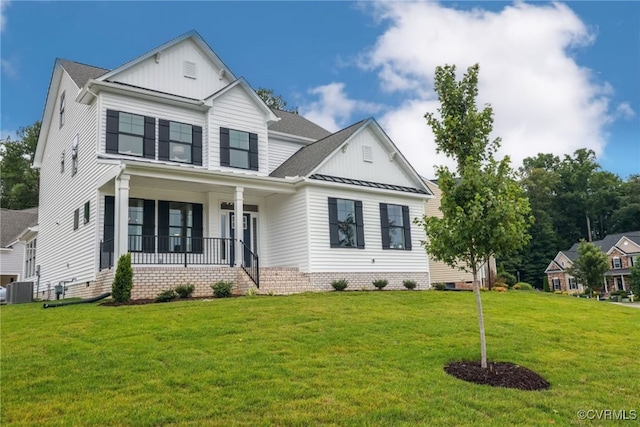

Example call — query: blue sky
[1,1,638,179]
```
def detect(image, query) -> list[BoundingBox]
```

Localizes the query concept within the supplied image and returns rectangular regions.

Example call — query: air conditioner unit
[6,282,34,304]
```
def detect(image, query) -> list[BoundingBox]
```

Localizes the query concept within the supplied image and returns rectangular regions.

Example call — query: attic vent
[362,145,373,162]
[184,61,196,79]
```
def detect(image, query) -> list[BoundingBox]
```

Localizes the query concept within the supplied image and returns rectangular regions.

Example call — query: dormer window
[59,91,65,128]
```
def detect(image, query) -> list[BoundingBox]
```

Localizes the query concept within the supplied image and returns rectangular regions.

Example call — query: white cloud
[615,102,635,120]
[299,82,383,132]
[303,1,620,179]
[0,0,10,32]
[1,58,17,78]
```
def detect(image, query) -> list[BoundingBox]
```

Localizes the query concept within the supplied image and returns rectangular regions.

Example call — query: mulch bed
[100,295,241,306]
[444,361,550,391]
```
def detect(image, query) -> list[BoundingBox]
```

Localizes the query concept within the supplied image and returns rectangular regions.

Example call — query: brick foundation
[307,271,429,292]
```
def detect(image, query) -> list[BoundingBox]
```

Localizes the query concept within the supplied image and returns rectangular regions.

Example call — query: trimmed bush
[175,283,195,298]
[372,279,388,290]
[331,279,348,291]
[211,281,233,298]
[155,289,177,303]
[433,282,446,291]
[112,253,133,303]
[513,282,533,291]
[493,286,508,292]
[403,279,417,290]
[543,276,550,292]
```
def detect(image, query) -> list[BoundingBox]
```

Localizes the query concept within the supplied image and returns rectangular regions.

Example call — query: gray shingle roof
[58,59,109,88]
[270,120,366,178]
[1,208,38,247]
[563,230,640,260]
[270,110,332,141]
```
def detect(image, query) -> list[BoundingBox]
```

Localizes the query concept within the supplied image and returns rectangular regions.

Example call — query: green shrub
[211,281,233,298]
[372,279,388,290]
[493,286,508,292]
[112,253,133,303]
[155,289,176,303]
[543,276,550,292]
[245,287,258,297]
[331,279,348,291]
[175,283,195,298]
[403,279,417,290]
[513,282,533,291]
[433,282,446,291]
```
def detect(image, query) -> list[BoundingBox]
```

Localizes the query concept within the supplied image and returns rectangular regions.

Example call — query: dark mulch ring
[444,361,550,391]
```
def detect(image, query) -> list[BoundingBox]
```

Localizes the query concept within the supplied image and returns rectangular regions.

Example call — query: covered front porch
[96,161,301,287]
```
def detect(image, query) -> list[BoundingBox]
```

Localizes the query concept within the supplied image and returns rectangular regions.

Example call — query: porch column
[621,275,626,291]
[114,174,130,260]
[234,186,244,267]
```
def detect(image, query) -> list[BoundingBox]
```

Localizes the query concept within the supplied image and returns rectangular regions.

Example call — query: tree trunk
[473,266,488,368]
[586,211,592,242]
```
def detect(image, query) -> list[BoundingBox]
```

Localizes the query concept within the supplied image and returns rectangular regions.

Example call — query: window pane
[169,209,182,227]
[118,134,143,156]
[229,130,250,150]
[337,199,355,223]
[230,149,249,169]
[129,200,144,224]
[387,205,403,227]
[338,224,357,247]
[170,142,192,163]
[389,227,405,249]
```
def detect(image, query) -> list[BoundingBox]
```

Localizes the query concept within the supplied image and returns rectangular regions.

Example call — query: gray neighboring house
[0,208,39,286]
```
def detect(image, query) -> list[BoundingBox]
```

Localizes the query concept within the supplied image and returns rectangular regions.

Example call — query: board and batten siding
[99,92,207,164]
[315,126,419,188]
[305,185,428,273]
[208,85,269,174]
[264,189,309,270]
[267,137,306,173]
[37,70,112,288]
[109,39,231,101]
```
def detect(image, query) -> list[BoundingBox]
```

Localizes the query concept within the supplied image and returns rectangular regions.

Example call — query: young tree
[0,121,41,209]
[567,241,609,294]
[256,88,298,113]
[418,64,532,369]
[112,253,133,303]
[629,265,640,297]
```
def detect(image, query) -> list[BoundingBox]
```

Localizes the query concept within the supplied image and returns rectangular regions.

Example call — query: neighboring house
[422,180,495,288]
[33,30,435,299]
[545,231,640,294]
[0,208,39,286]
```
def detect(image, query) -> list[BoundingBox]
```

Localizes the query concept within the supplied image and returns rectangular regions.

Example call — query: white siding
[37,70,114,288]
[209,85,269,174]
[264,190,309,270]
[109,39,231,100]
[316,127,419,188]
[306,185,428,273]
[99,92,207,164]
[0,244,25,278]
[268,137,305,173]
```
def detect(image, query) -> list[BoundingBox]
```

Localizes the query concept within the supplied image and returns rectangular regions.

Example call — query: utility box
[6,282,34,304]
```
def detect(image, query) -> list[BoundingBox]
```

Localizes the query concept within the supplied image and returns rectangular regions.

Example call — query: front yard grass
[1,291,639,426]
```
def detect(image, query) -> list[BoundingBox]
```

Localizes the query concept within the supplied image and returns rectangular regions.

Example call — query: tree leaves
[0,121,41,209]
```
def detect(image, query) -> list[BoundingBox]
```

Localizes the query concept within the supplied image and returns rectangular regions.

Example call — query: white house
[33,30,434,299]
[0,208,39,287]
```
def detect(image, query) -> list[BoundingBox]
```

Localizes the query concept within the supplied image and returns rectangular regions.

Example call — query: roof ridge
[58,58,110,73]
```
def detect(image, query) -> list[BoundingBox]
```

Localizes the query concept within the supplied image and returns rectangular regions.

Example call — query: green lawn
[2,291,639,426]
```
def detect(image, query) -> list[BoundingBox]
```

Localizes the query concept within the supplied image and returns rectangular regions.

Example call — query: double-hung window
[568,277,577,290]
[328,198,364,248]
[158,119,202,165]
[169,122,192,163]
[220,127,258,170]
[612,257,622,269]
[379,203,412,250]
[158,201,203,253]
[128,199,144,252]
[106,110,155,159]
[24,239,37,278]
[552,278,561,290]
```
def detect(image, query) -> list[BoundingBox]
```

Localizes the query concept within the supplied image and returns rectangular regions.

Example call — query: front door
[230,213,252,267]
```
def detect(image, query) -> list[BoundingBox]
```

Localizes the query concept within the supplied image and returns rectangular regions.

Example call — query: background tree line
[499,148,640,288]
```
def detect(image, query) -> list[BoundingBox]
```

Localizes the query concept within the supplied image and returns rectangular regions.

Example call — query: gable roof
[270,110,332,141]
[96,30,237,83]
[58,59,109,88]
[0,208,38,247]
[566,231,640,256]
[270,120,366,178]
[205,78,279,123]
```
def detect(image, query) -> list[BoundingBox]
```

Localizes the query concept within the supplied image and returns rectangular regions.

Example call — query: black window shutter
[402,205,412,250]
[355,200,365,249]
[104,196,115,242]
[158,201,170,253]
[142,199,156,253]
[158,120,170,161]
[192,126,203,166]
[249,132,259,171]
[220,127,230,166]
[379,203,390,249]
[144,117,155,159]
[106,110,119,154]
[193,203,203,253]
[328,198,339,248]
